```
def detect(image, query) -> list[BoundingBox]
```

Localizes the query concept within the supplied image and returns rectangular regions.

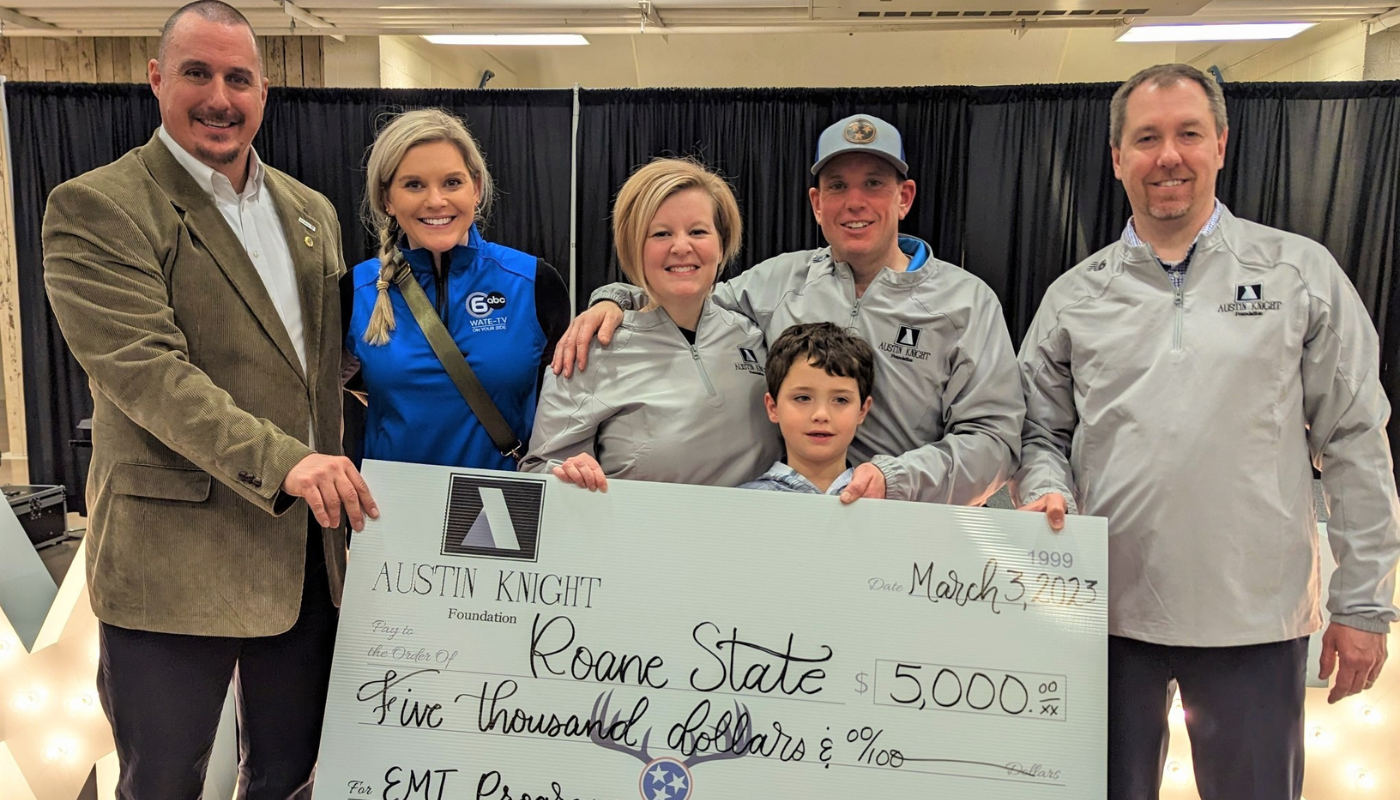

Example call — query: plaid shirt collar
[1122,199,1223,255]
[1122,200,1222,288]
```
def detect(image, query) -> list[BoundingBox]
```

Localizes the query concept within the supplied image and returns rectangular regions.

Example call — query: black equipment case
[3,484,67,547]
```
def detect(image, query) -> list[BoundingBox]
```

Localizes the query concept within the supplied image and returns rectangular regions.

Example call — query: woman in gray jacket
[520,159,779,488]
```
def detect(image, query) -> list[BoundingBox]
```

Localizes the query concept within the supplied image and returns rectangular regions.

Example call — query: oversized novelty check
[313,461,1108,800]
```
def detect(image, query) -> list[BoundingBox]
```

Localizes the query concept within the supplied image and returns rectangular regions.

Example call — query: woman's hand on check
[553,454,609,492]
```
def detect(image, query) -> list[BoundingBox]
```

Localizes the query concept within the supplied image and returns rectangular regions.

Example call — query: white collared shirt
[157,126,306,374]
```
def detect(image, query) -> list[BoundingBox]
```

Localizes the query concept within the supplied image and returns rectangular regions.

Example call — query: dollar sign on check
[854,672,869,694]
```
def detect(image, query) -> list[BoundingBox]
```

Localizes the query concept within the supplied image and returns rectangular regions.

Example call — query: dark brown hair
[765,322,876,402]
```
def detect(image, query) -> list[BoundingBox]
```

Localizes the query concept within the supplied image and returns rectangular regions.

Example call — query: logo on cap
[843,118,877,145]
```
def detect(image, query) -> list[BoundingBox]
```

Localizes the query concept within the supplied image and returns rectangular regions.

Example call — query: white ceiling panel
[0,0,1390,36]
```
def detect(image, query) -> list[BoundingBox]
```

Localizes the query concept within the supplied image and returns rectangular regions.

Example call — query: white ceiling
[0,0,1394,38]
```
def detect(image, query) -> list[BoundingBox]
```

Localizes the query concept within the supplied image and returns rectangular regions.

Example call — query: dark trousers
[97,522,338,800]
[1108,634,1309,800]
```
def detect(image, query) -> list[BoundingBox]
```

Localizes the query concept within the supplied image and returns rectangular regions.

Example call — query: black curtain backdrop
[575,87,970,303]
[6,82,572,510]
[8,80,1400,508]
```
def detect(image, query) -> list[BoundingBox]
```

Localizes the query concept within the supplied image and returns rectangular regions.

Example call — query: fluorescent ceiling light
[1117,22,1315,42]
[423,34,589,46]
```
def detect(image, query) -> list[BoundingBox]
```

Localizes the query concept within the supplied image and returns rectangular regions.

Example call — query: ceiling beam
[1369,6,1400,32]
[0,6,58,31]
[280,0,345,42]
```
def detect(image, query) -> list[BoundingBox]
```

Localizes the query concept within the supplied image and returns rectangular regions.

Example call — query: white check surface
[313,460,1108,800]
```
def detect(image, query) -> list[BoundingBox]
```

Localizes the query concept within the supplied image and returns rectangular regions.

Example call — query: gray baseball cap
[811,114,909,177]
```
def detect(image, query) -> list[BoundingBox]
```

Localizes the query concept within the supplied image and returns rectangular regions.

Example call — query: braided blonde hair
[361,108,495,345]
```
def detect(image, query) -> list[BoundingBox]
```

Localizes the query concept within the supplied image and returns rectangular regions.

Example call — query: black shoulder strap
[391,255,524,463]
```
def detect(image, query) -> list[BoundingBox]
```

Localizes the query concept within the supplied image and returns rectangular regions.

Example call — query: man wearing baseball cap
[553,114,1023,506]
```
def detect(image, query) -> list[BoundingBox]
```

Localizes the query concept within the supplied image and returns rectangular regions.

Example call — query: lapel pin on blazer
[299,216,317,248]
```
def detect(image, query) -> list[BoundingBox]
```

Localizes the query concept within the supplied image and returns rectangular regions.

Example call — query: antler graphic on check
[588,690,752,798]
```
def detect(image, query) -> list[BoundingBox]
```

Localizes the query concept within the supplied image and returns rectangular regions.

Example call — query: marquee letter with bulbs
[0,503,237,800]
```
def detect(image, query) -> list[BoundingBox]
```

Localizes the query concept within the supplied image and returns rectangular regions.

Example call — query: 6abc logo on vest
[467,290,509,332]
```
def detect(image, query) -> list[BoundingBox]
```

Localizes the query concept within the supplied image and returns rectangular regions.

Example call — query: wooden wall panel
[110,37,132,82]
[7,39,29,81]
[282,36,302,87]
[265,36,284,85]
[94,37,114,82]
[0,35,326,86]
[302,37,323,88]
[42,39,59,81]
[76,37,96,82]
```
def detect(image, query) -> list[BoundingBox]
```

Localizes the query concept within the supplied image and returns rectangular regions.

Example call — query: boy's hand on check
[1018,493,1067,532]
[553,454,609,492]
[840,463,887,504]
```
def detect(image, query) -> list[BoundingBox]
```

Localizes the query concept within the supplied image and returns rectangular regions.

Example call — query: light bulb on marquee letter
[41,739,75,763]
[65,692,98,713]
[1356,769,1376,791]
[12,688,45,711]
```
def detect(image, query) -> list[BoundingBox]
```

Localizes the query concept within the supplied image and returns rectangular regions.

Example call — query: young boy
[741,322,876,495]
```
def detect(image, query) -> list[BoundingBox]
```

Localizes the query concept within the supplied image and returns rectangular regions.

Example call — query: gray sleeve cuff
[1020,487,1079,515]
[1329,614,1392,634]
[589,284,636,311]
[871,454,910,501]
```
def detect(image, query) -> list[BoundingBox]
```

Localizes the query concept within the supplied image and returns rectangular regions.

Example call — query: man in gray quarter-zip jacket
[554,114,1023,506]
[1015,63,1400,800]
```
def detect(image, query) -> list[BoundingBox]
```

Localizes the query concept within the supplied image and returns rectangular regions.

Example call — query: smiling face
[1112,79,1227,233]
[766,359,872,470]
[641,187,723,312]
[809,153,916,273]
[384,140,480,254]
[149,14,266,185]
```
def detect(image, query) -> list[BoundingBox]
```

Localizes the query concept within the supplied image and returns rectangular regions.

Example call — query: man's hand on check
[551,301,624,377]
[1019,492,1067,532]
[282,454,379,531]
[840,463,887,504]
[553,453,609,492]
[1319,622,1388,703]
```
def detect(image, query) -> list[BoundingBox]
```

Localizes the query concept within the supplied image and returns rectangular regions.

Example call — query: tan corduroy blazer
[43,134,348,637]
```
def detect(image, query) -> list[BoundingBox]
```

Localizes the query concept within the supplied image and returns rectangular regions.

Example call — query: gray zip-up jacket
[1015,205,1400,647]
[521,300,780,487]
[593,236,1023,505]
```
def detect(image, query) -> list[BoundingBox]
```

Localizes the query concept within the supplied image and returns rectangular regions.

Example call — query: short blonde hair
[612,158,742,307]
[361,108,495,345]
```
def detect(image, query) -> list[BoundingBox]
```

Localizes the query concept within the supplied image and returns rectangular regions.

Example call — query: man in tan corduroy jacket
[41,3,375,797]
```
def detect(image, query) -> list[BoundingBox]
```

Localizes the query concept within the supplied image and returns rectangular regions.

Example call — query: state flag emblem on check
[441,474,544,561]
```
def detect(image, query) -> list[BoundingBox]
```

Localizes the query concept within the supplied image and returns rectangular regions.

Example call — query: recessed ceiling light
[422,34,590,46]
[1117,22,1314,42]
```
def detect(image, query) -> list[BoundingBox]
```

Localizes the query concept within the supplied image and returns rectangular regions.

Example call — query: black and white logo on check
[896,326,922,348]
[1236,283,1263,302]
[441,474,544,561]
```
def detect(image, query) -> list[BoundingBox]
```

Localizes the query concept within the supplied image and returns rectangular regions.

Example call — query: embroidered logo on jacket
[467,290,509,332]
[1219,283,1282,316]
[735,347,764,375]
[879,325,931,363]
